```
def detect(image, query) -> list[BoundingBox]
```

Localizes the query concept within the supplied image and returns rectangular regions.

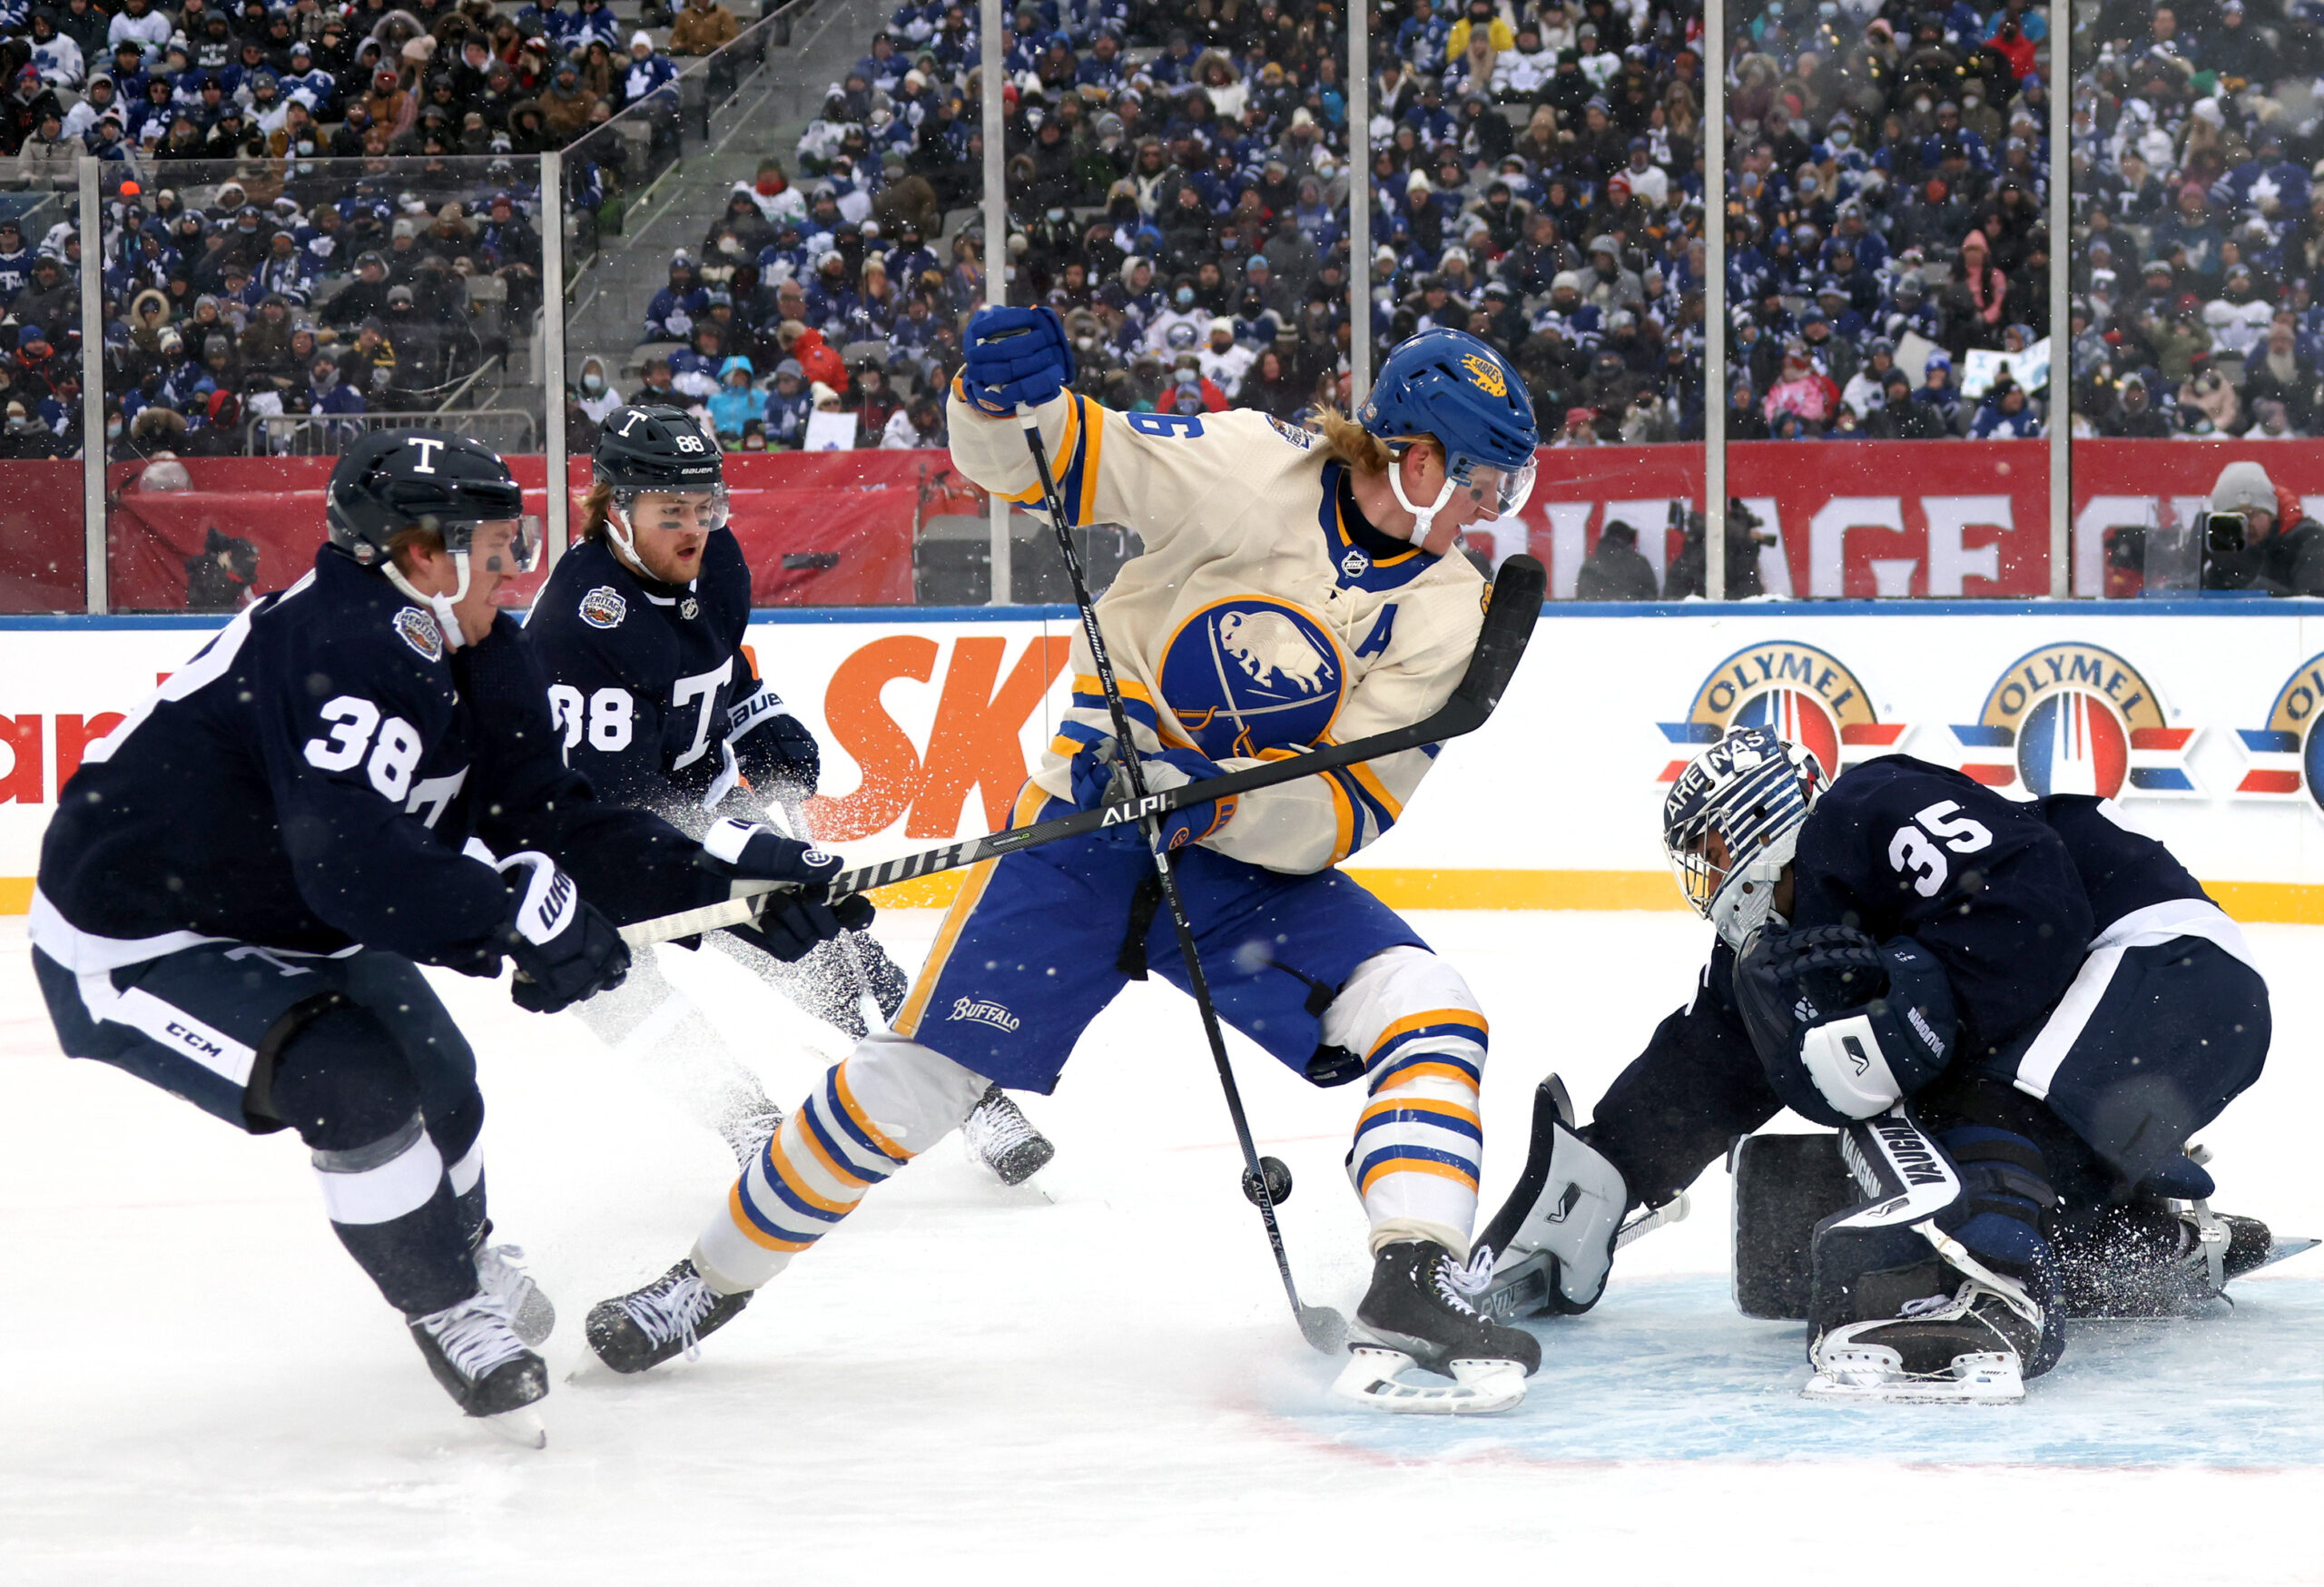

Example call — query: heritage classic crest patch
[1952,643,2196,798]
[1461,353,1507,397]
[1658,640,1905,784]
[393,605,443,661]
[2233,650,2324,813]
[579,586,627,629]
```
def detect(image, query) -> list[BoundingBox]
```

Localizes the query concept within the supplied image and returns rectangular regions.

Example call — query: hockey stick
[1008,399,1353,1355]
[616,553,1545,951]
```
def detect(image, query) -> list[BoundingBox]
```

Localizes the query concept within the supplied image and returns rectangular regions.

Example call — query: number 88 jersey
[522,524,762,833]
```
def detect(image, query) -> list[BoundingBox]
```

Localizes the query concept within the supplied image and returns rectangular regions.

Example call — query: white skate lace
[967,1087,1037,1157]
[475,1243,530,1290]
[620,1269,717,1360]
[1433,1247,1497,1317]
[418,1292,530,1382]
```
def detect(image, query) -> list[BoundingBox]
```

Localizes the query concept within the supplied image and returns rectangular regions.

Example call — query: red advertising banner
[47,436,2324,615]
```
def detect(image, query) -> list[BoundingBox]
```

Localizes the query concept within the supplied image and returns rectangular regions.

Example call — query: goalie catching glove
[701,817,874,961]
[1732,923,1956,1126]
[497,851,631,1013]
[1067,735,1237,852]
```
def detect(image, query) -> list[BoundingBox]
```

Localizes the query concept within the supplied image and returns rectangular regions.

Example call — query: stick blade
[1447,554,1546,724]
[1298,1303,1350,1354]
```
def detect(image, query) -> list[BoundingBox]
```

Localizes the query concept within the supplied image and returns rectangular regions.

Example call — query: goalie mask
[1662,725,1829,949]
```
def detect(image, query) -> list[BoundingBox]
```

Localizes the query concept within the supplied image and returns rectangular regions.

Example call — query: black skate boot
[409,1292,549,1444]
[586,1259,753,1374]
[2054,1198,2275,1318]
[961,1084,1055,1187]
[1335,1240,1541,1413]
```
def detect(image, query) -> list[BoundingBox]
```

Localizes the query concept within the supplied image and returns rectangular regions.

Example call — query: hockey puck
[1242,1156,1293,1207]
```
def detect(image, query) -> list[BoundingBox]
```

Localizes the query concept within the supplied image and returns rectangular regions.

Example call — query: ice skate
[961,1084,1054,1187]
[2054,1198,2279,1318]
[1334,1240,1541,1414]
[1803,1279,2042,1406]
[586,1259,753,1374]
[472,1237,556,1346]
[409,1291,549,1445]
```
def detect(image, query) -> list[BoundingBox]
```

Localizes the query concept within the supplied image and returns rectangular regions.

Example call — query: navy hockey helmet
[1358,327,1539,544]
[591,404,728,559]
[1662,724,1830,949]
[326,429,532,568]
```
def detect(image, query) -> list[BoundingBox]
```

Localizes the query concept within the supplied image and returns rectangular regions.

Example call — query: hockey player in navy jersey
[1478,725,2278,1403]
[582,323,1550,1412]
[522,405,1054,1183]
[28,431,865,1441]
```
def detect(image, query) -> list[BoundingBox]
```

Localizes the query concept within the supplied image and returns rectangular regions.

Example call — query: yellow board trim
[14,872,2324,924]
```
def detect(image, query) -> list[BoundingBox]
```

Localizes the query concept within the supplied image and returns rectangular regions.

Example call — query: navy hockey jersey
[522,528,813,836]
[1585,757,2209,1204]
[32,545,730,978]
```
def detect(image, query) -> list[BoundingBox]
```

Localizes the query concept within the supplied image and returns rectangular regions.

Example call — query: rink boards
[3,598,2324,919]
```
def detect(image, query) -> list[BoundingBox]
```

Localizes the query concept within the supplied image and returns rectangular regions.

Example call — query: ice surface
[3,910,2319,1584]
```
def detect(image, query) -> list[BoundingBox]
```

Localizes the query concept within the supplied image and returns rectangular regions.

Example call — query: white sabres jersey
[948,389,1486,875]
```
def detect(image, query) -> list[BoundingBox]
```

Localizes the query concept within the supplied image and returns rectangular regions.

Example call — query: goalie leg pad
[1471,1078,1630,1319]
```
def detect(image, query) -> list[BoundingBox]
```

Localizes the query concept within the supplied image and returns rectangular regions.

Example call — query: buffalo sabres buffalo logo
[1658,640,1904,784]
[2234,651,2324,814]
[1461,353,1507,397]
[393,605,443,661]
[579,586,627,629]
[1159,597,1347,760]
[1953,643,2196,798]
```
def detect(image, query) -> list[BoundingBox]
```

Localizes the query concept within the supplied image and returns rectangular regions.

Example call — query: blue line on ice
[1275,1274,2324,1469]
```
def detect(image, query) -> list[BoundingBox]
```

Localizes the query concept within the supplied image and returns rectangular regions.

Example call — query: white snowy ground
[4,909,2321,1585]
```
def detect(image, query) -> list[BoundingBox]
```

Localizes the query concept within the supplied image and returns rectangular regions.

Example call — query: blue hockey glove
[1731,924,1956,1126]
[727,684,821,801]
[700,817,875,962]
[497,852,631,1014]
[962,304,1076,417]
[1067,734,1237,853]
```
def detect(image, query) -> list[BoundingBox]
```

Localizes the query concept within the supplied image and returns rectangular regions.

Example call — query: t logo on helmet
[409,437,443,474]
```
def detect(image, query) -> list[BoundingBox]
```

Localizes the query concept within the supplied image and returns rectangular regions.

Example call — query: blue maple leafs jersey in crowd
[521,528,814,837]
[32,545,731,978]
[1585,755,2210,1203]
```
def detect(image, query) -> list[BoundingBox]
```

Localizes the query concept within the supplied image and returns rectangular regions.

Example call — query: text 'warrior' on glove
[497,850,631,1013]
[1067,735,1237,853]
[961,304,1077,418]
[700,816,876,962]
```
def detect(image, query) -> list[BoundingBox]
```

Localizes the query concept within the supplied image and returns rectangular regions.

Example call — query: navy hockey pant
[33,941,488,1316]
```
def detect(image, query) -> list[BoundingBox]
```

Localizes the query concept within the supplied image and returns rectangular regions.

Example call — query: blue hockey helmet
[1358,328,1540,544]
[1662,724,1830,949]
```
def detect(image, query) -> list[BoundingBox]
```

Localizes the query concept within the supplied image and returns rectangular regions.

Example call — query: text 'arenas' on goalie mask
[1662,725,1831,949]
[592,404,731,565]
[326,430,539,645]
[1356,327,1540,547]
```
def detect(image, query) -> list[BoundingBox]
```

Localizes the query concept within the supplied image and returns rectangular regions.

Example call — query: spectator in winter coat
[622,33,680,109]
[669,0,740,54]
[1762,340,1839,429]
[1574,519,1659,600]
[1868,369,1947,438]
[2202,458,2324,595]
[2102,370,2173,437]
[706,355,759,439]
[1969,380,2043,438]
[763,358,812,447]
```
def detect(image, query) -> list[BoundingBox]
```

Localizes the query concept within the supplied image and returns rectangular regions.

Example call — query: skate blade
[1331,1346,1528,1414]
[478,1405,547,1449]
[1802,1348,2024,1406]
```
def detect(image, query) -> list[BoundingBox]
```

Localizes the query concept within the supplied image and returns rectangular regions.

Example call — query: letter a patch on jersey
[580,586,627,629]
[393,606,443,661]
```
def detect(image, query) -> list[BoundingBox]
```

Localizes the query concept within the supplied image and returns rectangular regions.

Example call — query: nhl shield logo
[1159,597,1347,759]
[2234,651,2324,813]
[1953,643,2196,797]
[1658,640,1905,784]
[579,586,627,629]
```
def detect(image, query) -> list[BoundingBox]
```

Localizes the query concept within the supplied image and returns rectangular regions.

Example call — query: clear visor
[1458,456,1539,518]
[616,485,731,536]
[467,515,543,574]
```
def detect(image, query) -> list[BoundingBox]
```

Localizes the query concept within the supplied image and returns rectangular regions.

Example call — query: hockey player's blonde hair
[1316,406,1432,477]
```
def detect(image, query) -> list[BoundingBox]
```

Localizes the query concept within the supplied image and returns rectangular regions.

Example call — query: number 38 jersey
[32,545,727,978]
[947,387,1486,875]
[521,527,764,836]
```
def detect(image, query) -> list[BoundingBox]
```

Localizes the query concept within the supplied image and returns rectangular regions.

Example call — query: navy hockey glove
[962,304,1076,417]
[1067,735,1237,852]
[1732,924,1956,1126]
[497,852,631,1014]
[700,817,875,962]
[727,683,821,801]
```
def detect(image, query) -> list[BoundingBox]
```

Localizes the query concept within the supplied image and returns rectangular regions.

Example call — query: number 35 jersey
[33,545,725,977]
[947,388,1486,875]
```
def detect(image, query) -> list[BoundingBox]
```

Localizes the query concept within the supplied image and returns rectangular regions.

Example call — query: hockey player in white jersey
[585,321,1549,1408]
